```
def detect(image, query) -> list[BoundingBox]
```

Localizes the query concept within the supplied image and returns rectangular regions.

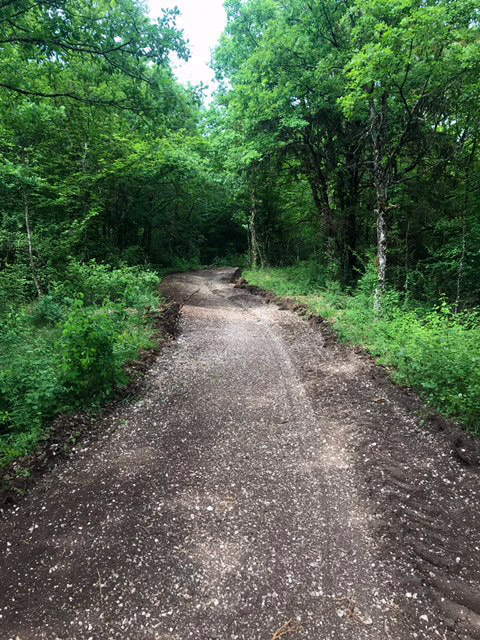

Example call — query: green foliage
[61,301,120,401]
[0,265,160,468]
[215,0,480,299]
[246,266,480,435]
[0,0,246,310]
[57,261,161,309]
[0,264,32,312]
[0,0,188,108]
[244,261,327,295]
[30,295,66,327]
[0,313,62,465]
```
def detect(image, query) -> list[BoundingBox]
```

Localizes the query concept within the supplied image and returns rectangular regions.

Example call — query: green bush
[0,263,32,313]
[244,261,327,296]
[0,312,62,464]
[61,301,120,402]
[30,294,66,327]
[54,260,161,309]
[122,245,148,266]
[210,252,250,269]
[371,304,480,428]
[0,262,162,468]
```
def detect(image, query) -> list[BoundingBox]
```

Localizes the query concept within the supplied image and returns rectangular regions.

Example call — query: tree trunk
[342,145,360,284]
[370,92,389,311]
[308,177,336,240]
[455,139,476,312]
[303,127,338,258]
[250,188,260,268]
[22,188,43,298]
[375,199,388,312]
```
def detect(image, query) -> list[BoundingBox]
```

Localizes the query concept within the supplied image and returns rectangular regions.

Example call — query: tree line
[212,0,480,309]
[0,0,245,310]
[3,0,479,310]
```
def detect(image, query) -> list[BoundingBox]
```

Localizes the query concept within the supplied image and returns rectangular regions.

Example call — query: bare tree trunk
[375,201,388,312]
[370,92,389,312]
[22,188,43,298]
[250,187,260,268]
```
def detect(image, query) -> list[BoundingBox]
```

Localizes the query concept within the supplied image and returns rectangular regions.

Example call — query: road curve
[1,268,479,639]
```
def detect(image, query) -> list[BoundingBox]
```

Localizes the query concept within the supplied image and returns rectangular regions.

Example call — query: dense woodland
[1,0,480,467]
[214,0,480,304]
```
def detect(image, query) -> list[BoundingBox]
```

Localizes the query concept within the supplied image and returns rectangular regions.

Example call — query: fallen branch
[272,619,303,639]
[182,288,200,305]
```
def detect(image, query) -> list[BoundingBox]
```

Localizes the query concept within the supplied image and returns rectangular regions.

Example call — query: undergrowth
[0,261,162,468]
[245,262,480,436]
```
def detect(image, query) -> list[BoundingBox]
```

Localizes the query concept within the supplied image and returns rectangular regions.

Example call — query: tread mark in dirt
[0,268,479,640]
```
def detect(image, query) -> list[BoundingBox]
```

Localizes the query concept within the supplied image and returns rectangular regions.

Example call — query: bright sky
[148,0,227,96]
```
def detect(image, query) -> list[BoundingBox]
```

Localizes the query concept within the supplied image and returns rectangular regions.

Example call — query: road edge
[0,301,182,509]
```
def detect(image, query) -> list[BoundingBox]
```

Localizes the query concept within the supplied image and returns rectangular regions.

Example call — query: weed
[0,262,162,468]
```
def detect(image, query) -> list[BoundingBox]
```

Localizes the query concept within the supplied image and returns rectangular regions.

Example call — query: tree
[0,0,187,110]
[213,0,480,308]
[342,0,480,306]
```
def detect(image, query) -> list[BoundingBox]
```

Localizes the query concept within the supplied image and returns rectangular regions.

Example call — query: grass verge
[244,264,480,436]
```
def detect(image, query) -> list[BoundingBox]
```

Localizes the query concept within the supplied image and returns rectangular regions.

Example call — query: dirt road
[1,268,479,639]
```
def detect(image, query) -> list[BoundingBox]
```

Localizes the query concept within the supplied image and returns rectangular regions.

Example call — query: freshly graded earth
[1,268,480,640]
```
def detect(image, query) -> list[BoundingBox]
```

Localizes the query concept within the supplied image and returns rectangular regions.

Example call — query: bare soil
[1,268,479,639]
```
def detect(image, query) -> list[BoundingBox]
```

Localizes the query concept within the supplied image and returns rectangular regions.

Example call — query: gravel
[1,268,479,640]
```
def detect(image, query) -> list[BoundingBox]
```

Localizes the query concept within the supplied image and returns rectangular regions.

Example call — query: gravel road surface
[1,268,479,640]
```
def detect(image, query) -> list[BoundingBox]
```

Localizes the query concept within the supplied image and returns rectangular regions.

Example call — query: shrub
[122,245,148,266]
[0,262,161,468]
[0,263,32,312]
[30,294,66,327]
[61,300,120,402]
[54,260,161,309]
[0,312,62,466]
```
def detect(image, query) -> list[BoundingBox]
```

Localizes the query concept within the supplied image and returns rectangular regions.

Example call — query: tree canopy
[213,0,480,306]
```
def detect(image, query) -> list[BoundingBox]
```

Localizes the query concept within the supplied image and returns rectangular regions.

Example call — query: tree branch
[0,82,151,112]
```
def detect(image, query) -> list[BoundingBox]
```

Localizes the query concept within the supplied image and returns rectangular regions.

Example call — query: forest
[1,0,480,469]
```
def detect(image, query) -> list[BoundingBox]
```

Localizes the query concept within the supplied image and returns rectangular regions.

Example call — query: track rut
[1,268,479,640]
